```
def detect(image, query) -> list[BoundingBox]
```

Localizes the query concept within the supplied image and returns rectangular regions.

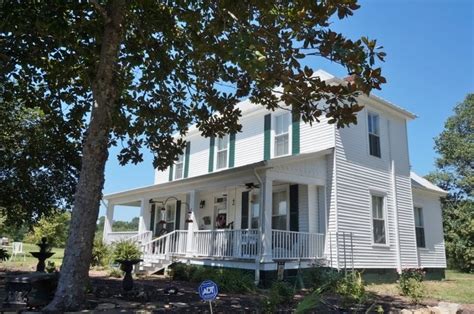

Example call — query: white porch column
[103,201,114,243]
[138,198,148,234]
[186,190,199,256]
[261,175,273,262]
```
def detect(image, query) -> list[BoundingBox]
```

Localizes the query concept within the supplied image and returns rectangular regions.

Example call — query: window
[250,191,260,229]
[166,203,176,232]
[368,112,381,157]
[174,154,184,180]
[216,135,228,169]
[272,190,288,230]
[414,207,426,248]
[274,113,290,157]
[372,195,386,244]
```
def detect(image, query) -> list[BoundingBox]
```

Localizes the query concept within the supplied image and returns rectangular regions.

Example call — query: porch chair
[10,242,26,261]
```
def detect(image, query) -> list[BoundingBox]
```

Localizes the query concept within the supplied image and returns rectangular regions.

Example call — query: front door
[153,200,181,236]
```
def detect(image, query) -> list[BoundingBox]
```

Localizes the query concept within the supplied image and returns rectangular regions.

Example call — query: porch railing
[126,231,152,244]
[192,229,259,259]
[142,230,188,258]
[272,230,325,260]
[105,231,139,244]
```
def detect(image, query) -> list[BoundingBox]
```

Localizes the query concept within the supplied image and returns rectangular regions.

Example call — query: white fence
[272,230,325,260]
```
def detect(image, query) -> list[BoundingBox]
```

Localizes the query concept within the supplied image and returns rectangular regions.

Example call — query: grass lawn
[366,270,474,304]
[1,243,65,271]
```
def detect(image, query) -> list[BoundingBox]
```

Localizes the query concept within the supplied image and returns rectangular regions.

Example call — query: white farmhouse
[103,70,447,282]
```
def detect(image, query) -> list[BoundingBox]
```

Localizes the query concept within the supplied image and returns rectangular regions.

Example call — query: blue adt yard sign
[198,280,218,301]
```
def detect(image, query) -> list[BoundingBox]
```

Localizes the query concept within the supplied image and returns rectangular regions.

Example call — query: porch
[103,150,331,271]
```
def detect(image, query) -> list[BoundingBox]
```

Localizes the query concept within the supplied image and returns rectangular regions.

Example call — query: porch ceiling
[104,148,332,205]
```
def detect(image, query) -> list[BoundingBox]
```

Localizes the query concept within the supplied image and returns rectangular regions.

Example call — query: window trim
[367,110,382,158]
[272,112,292,158]
[215,135,229,170]
[271,184,290,230]
[369,190,389,246]
[414,206,426,248]
[174,153,185,180]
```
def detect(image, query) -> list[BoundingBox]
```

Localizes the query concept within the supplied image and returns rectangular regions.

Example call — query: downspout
[253,168,264,285]
[388,120,402,272]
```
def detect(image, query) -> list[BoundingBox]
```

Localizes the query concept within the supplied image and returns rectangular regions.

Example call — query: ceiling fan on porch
[244,182,260,190]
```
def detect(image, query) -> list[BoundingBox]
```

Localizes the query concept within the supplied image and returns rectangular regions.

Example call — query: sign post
[198,280,219,314]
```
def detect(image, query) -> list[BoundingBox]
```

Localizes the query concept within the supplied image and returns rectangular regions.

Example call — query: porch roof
[104,148,332,204]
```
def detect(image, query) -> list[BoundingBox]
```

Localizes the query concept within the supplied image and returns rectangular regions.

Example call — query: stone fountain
[30,237,55,272]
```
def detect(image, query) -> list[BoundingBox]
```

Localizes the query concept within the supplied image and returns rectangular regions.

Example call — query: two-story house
[103,70,447,282]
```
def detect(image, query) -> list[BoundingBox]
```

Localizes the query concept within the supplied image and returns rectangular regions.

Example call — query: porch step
[138,256,174,275]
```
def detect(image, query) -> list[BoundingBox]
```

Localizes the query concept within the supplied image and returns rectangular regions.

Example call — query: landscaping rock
[96,302,116,310]
[438,302,460,314]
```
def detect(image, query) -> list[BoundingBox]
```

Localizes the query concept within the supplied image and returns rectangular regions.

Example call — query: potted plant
[112,240,142,291]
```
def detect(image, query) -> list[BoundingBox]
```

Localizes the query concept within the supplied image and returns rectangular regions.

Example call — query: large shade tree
[0,87,80,226]
[1,1,386,310]
[427,94,473,272]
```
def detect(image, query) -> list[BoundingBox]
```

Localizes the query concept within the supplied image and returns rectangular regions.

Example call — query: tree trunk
[44,1,125,311]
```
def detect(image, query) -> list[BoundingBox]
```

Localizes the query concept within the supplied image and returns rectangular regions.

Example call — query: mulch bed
[86,272,264,312]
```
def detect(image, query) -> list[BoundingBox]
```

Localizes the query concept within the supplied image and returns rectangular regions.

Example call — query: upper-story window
[368,112,381,158]
[274,113,290,157]
[414,207,426,248]
[372,194,386,244]
[216,135,229,169]
[174,154,184,180]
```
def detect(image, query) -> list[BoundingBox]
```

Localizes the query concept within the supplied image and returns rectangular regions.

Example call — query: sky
[102,0,474,221]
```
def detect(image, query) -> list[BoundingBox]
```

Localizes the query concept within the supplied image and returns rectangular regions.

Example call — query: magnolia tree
[0,1,386,310]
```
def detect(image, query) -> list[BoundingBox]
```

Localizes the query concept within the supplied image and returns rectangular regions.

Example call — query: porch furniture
[10,242,26,261]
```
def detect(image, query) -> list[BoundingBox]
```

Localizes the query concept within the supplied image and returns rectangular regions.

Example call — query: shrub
[295,289,322,314]
[25,211,70,247]
[169,263,198,281]
[108,267,122,278]
[112,240,141,261]
[0,248,10,261]
[335,271,366,308]
[399,268,425,303]
[170,263,255,293]
[46,261,56,273]
[263,281,294,312]
[301,267,345,292]
[91,238,111,267]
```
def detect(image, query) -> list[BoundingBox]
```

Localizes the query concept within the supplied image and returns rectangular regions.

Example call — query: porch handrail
[126,230,152,244]
[272,230,325,260]
[141,230,188,258]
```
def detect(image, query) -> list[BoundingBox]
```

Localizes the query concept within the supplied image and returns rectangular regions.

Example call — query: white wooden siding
[334,105,418,269]
[300,116,335,154]
[154,104,336,184]
[413,189,447,268]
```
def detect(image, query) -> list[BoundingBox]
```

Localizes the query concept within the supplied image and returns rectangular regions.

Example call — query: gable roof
[411,172,448,195]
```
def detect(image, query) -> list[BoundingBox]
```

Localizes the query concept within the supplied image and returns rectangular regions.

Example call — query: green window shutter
[184,141,191,178]
[289,184,299,231]
[229,133,236,168]
[208,136,215,173]
[264,114,271,160]
[149,204,156,233]
[241,191,249,229]
[292,110,300,155]
[168,164,174,182]
[175,200,181,230]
